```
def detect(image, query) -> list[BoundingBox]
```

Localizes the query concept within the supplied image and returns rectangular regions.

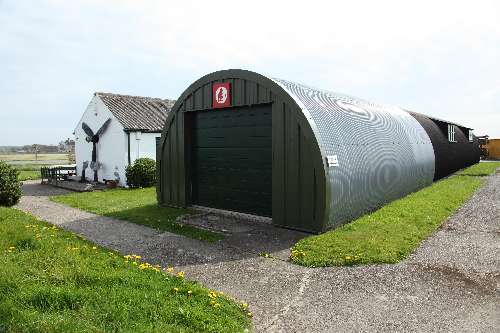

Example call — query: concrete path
[15,176,500,333]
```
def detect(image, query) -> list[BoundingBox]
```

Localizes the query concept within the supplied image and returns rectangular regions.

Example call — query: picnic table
[41,164,77,183]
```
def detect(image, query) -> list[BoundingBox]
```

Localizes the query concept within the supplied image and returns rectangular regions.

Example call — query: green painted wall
[157,70,325,233]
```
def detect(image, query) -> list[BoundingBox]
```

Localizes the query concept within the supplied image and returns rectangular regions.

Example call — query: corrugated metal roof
[403,110,472,130]
[271,77,436,229]
[96,92,175,132]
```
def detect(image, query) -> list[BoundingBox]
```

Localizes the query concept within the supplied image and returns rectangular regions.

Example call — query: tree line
[0,139,75,154]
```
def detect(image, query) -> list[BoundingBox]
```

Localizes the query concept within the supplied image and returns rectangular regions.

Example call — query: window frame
[468,130,474,142]
[448,124,456,143]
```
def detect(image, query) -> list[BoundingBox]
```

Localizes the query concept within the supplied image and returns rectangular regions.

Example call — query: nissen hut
[157,70,480,233]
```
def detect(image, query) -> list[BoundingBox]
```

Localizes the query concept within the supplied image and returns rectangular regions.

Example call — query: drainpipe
[127,131,131,166]
[135,131,141,160]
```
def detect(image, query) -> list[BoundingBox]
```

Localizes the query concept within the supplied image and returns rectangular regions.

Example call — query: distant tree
[58,140,66,152]
[65,138,75,151]
[64,138,75,163]
[31,144,39,160]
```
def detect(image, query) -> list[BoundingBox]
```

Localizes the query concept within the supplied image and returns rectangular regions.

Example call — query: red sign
[212,82,231,108]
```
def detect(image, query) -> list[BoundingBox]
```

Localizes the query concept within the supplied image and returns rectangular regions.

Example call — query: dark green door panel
[192,104,272,217]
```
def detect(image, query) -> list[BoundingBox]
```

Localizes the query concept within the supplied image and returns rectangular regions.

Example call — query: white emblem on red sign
[212,82,231,108]
[215,86,228,104]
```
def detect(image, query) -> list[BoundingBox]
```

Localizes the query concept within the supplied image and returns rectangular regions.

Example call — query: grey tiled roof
[96,92,175,132]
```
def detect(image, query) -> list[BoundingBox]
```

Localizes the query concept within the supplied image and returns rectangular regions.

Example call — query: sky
[0,0,499,145]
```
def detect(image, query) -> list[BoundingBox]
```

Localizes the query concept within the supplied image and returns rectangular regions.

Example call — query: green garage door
[192,104,272,217]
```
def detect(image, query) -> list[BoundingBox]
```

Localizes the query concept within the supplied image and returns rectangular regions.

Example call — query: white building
[74,92,174,186]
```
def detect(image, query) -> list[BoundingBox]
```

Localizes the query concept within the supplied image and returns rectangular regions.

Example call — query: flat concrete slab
[15,177,500,332]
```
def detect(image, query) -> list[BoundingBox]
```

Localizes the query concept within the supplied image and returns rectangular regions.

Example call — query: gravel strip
[15,175,500,333]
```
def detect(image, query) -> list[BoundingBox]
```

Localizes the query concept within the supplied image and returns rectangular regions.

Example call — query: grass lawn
[1,154,70,174]
[51,187,223,243]
[12,164,55,171]
[0,207,251,332]
[291,162,500,267]
[456,161,500,176]
[18,170,41,181]
[0,153,68,162]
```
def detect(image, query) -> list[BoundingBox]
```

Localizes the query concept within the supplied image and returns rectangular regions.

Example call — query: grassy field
[0,153,70,181]
[290,162,500,267]
[12,164,55,171]
[0,153,68,162]
[17,170,41,181]
[0,207,251,332]
[51,187,224,243]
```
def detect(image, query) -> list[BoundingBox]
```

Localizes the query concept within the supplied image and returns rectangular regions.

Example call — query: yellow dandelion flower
[8,246,15,250]
[187,290,192,295]
[247,312,253,317]
[176,271,185,278]
[219,291,224,296]
[210,300,216,305]
[290,249,306,260]
[166,267,174,273]
[173,287,179,292]
[92,246,97,250]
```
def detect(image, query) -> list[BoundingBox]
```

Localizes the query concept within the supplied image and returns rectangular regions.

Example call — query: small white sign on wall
[326,155,339,167]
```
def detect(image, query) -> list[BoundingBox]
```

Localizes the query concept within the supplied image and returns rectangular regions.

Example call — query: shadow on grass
[103,204,224,243]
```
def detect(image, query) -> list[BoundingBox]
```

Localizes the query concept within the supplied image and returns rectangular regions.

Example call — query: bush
[125,158,156,188]
[0,161,22,206]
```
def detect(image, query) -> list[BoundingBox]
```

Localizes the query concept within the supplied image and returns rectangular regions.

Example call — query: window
[155,137,161,147]
[469,130,474,142]
[448,124,456,142]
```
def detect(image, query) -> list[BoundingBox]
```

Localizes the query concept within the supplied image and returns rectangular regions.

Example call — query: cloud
[0,0,499,145]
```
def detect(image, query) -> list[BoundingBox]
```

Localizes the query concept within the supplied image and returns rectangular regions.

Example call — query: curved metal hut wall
[157,70,327,232]
[158,69,437,232]
[408,112,480,180]
[273,79,436,228]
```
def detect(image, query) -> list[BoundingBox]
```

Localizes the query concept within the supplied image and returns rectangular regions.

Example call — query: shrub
[0,161,22,206]
[125,158,156,188]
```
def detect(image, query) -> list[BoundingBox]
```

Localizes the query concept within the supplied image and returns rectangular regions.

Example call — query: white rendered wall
[74,96,128,186]
[75,95,162,187]
[130,132,161,163]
